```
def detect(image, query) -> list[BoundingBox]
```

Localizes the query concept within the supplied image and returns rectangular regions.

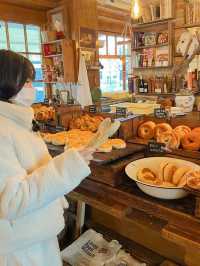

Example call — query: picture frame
[47,6,69,38]
[80,27,96,49]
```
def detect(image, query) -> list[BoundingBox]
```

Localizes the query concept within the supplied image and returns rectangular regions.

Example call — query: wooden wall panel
[0,3,46,25]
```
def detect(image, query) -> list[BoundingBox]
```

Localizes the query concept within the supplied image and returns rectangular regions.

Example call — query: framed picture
[81,50,96,66]
[80,27,96,49]
[47,6,69,37]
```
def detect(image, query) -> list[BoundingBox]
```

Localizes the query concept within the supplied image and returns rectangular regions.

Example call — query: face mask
[11,82,35,107]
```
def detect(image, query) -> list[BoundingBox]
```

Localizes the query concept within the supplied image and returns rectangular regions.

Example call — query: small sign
[147,140,166,154]
[154,108,168,119]
[116,107,127,117]
[89,105,97,113]
[101,105,111,113]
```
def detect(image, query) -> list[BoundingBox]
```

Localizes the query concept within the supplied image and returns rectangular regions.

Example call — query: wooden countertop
[69,178,200,266]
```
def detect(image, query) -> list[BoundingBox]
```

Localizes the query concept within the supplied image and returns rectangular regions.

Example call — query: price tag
[89,105,97,113]
[101,105,111,113]
[116,107,127,117]
[154,108,168,119]
[147,140,166,154]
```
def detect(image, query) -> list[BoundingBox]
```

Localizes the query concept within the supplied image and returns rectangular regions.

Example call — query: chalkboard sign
[147,140,166,154]
[154,108,167,119]
[101,105,111,113]
[89,105,97,113]
[116,107,127,116]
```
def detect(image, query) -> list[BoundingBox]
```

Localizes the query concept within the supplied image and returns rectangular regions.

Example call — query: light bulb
[131,0,140,19]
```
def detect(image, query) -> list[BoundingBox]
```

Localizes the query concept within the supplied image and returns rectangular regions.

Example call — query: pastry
[192,127,200,134]
[52,136,68,146]
[138,121,156,140]
[137,168,157,185]
[161,182,176,188]
[154,123,173,138]
[172,167,191,186]
[186,171,200,190]
[158,162,177,182]
[164,163,177,182]
[181,131,200,151]
[110,139,126,149]
[43,133,54,144]
[97,141,113,153]
[173,125,191,139]
[157,131,180,150]
[69,114,104,132]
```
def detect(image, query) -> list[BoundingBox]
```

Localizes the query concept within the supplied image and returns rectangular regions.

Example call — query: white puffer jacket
[0,101,91,266]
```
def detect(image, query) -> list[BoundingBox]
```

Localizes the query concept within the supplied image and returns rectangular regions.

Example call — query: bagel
[52,136,67,146]
[163,163,177,182]
[154,123,173,138]
[157,131,180,150]
[137,168,157,185]
[192,127,200,134]
[158,162,177,182]
[173,125,191,139]
[186,171,200,190]
[97,142,113,153]
[172,167,191,186]
[110,139,126,149]
[161,181,176,188]
[138,121,156,140]
[181,131,200,151]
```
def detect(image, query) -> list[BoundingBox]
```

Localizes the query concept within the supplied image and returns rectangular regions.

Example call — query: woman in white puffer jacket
[0,50,93,266]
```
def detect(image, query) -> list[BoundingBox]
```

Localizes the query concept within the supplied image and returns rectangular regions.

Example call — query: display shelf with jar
[131,19,175,96]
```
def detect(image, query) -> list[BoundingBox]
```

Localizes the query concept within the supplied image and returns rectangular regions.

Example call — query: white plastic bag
[105,250,146,266]
[62,229,121,266]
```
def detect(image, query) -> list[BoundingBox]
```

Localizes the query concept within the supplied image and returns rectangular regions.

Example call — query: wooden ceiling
[0,0,60,10]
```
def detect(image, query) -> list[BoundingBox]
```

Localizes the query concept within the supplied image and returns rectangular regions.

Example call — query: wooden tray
[93,143,145,165]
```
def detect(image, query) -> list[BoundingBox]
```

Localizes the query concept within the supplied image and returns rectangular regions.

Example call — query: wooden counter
[69,177,200,266]
[47,111,200,265]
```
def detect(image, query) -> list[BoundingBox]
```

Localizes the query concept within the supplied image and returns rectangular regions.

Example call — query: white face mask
[11,82,35,107]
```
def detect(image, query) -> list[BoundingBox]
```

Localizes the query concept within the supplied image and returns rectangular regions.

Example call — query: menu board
[147,140,166,154]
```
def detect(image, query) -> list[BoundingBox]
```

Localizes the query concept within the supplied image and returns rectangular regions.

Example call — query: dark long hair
[0,50,35,101]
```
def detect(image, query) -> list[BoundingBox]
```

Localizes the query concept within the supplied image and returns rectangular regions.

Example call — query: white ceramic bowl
[125,157,200,200]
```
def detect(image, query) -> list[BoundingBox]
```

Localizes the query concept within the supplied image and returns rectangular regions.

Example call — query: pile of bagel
[137,162,200,189]
[137,162,192,188]
[33,106,55,122]
[138,121,200,151]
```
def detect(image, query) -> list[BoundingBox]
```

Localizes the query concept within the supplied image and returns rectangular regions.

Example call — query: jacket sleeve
[0,135,91,220]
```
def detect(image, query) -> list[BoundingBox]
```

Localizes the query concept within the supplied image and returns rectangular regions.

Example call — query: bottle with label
[138,76,144,93]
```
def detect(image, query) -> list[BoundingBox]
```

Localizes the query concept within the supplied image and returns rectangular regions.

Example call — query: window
[0,21,44,102]
[98,33,131,93]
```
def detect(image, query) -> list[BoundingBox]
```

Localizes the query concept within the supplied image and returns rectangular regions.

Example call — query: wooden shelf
[44,54,62,58]
[133,65,172,70]
[42,39,65,45]
[132,43,169,51]
[137,92,175,96]
[176,23,200,29]
[132,18,174,29]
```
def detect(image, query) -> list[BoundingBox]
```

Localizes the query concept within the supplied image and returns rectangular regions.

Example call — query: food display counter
[42,108,200,266]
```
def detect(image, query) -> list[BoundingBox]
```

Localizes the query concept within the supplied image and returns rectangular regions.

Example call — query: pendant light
[131,0,140,19]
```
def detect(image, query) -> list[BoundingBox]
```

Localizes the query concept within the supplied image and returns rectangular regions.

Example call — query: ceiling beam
[0,0,57,10]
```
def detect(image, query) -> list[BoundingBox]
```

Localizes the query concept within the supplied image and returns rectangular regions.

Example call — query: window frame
[98,32,131,92]
[0,21,42,82]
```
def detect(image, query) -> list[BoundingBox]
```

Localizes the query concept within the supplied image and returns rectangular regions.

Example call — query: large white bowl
[125,157,200,200]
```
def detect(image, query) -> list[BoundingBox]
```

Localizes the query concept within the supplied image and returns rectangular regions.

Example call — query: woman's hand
[78,148,95,165]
